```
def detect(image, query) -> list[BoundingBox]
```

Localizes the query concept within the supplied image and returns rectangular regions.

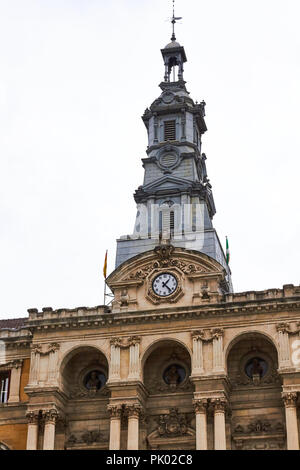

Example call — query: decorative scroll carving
[146,378,193,395]
[154,408,191,437]
[69,385,109,399]
[193,399,208,414]
[211,398,227,413]
[110,336,141,349]
[30,343,60,356]
[124,404,143,418]
[42,409,59,424]
[26,410,40,425]
[66,430,107,446]
[126,258,210,281]
[0,359,23,371]
[282,392,298,407]
[232,419,286,450]
[232,366,281,388]
[107,404,122,419]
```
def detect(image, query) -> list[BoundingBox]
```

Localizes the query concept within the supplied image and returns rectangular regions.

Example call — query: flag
[226,236,230,264]
[103,250,108,279]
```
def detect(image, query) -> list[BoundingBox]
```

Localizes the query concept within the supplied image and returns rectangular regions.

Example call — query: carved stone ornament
[191,329,223,342]
[154,408,191,437]
[0,359,23,371]
[276,323,290,333]
[124,404,143,418]
[31,343,60,356]
[211,398,227,412]
[66,430,107,447]
[282,392,298,407]
[107,404,123,419]
[193,399,208,414]
[69,385,109,400]
[42,409,59,424]
[26,410,40,425]
[232,419,286,450]
[110,336,141,348]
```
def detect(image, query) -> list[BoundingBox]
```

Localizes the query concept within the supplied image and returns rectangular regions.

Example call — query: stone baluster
[128,337,140,380]
[107,404,122,450]
[26,411,40,450]
[211,329,224,373]
[211,398,227,450]
[109,339,121,381]
[42,409,59,450]
[194,399,208,450]
[126,404,142,450]
[276,324,291,367]
[282,392,299,450]
[8,360,23,403]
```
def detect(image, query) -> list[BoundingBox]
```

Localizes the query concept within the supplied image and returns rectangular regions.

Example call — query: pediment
[142,176,192,192]
[107,246,225,286]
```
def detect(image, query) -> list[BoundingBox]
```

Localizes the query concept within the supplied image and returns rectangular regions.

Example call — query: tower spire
[171,0,182,42]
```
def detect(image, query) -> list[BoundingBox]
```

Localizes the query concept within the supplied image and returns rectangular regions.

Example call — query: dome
[165,40,181,49]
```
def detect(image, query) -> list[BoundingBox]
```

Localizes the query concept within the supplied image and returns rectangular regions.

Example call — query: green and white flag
[226,236,230,264]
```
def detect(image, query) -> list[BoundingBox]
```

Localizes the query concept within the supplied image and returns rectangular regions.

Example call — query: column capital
[107,404,122,418]
[211,398,228,412]
[26,410,40,425]
[125,403,143,418]
[42,408,59,424]
[282,392,298,407]
[210,328,224,339]
[276,323,291,333]
[193,399,208,414]
[191,330,205,340]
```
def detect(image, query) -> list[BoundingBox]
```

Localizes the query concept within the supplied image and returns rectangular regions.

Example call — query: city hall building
[1,26,300,451]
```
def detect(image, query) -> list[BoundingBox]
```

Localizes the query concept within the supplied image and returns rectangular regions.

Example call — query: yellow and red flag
[103,250,108,279]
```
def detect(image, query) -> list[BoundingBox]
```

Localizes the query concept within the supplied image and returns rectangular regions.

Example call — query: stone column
[194,399,208,450]
[282,392,299,450]
[211,398,227,450]
[8,360,23,403]
[109,339,121,381]
[26,411,39,450]
[43,409,58,450]
[128,337,140,380]
[47,343,60,384]
[277,324,291,367]
[191,331,204,375]
[108,404,122,450]
[211,329,224,373]
[126,404,142,450]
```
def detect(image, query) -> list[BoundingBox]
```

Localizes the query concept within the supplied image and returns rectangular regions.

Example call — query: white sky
[0,0,299,319]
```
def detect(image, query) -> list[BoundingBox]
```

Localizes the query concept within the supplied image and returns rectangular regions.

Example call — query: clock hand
[162,280,172,292]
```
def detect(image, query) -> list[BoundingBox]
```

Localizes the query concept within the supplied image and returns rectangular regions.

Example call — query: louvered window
[159,210,175,238]
[164,120,176,141]
[0,372,9,403]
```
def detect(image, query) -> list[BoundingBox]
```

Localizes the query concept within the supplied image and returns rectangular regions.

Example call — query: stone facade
[0,251,300,450]
[1,22,300,452]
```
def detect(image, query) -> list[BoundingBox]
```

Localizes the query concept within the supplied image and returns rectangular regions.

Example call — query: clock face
[152,273,178,297]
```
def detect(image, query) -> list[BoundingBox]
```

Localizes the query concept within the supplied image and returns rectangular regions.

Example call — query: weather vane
[171,0,182,41]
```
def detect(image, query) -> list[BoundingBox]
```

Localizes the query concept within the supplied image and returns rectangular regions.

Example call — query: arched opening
[60,346,110,450]
[226,332,285,450]
[142,340,195,450]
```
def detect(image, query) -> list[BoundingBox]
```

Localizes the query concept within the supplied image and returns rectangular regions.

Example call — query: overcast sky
[0,0,299,319]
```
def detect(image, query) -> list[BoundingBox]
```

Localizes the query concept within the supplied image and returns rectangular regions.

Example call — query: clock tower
[115,25,233,293]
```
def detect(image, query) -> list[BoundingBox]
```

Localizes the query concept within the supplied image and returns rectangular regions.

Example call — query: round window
[83,370,106,391]
[245,357,268,378]
[163,364,186,385]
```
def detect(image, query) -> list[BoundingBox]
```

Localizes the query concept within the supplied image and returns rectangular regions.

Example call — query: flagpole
[104,277,107,306]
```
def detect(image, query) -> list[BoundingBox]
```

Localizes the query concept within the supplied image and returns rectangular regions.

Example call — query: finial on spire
[171,0,182,42]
